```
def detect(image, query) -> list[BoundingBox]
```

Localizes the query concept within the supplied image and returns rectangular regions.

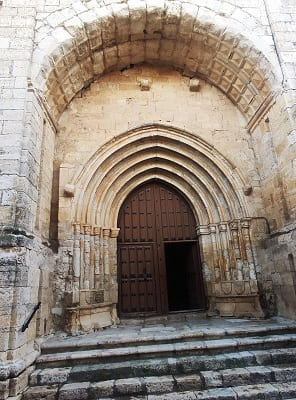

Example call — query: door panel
[118,244,158,315]
[118,181,205,317]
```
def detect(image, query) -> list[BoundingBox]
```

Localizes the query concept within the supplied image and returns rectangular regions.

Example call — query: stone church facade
[0,0,295,398]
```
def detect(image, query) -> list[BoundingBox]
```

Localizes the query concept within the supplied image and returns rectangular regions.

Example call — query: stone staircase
[22,316,296,399]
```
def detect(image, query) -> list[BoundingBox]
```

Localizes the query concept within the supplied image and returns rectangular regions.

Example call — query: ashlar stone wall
[0,0,295,398]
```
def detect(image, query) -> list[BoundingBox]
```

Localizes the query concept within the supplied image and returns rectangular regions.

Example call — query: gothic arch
[65,124,249,229]
[61,124,264,333]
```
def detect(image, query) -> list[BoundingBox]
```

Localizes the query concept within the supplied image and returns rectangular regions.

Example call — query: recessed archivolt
[87,150,233,223]
[106,171,211,226]
[33,0,281,131]
[93,161,221,225]
[67,124,250,228]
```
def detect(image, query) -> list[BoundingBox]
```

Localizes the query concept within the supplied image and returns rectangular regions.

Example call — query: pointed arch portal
[117,180,206,317]
[61,125,264,333]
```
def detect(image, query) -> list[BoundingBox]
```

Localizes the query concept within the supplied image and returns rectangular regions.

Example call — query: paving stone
[22,386,59,399]
[201,370,222,388]
[143,375,174,394]
[273,382,296,398]
[148,391,197,399]
[252,350,273,365]
[271,349,296,364]
[194,387,236,399]
[174,374,202,391]
[58,382,90,400]
[233,383,279,399]
[114,377,143,396]
[246,365,274,383]
[269,365,296,382]
[30,367,71,385]
[221,367,250,386]
[89,380,114,397]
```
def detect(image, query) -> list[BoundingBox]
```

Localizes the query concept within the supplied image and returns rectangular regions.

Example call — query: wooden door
[117,181,204,317]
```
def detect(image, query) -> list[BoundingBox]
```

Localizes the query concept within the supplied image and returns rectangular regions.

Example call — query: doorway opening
[165,242,206,312]
[117,180,206,317]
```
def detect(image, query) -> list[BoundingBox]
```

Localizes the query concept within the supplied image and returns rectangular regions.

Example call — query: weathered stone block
[58,382,90,400]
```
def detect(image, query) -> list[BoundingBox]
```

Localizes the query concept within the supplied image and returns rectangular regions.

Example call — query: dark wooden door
[117,181,204,317]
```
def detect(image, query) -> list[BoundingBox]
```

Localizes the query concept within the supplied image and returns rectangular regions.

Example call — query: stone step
[23,378,296,399]
[40,320,296,354]
[36,334,296,368]
[29,363,296,391]
[22,319,296,399]
[144,383,296,400]
[31,348,296,385]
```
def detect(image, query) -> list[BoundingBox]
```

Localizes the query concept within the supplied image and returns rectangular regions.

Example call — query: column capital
[102,228,111,237]
[230,221,239,231]
[110,228,120,238]
[196,225,211,235]
[93,226,101,236]
[241,217,252,228]
[83,224,92,234]
[218,223,227,232]
[73,223,81,233]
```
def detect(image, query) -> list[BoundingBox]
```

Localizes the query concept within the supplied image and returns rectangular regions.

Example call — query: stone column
[209,224,220,282]
[102,228,110,301]
[109,228,120,319]
[102,228,110,276]
[72,223,81,305]
[82,225,92,290]
[241,218,256,280]
[218,223,231,281]
[93,226,102,289]
[230,221,243,281]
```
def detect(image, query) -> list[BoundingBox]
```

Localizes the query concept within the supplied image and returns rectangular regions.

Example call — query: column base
[66,302,118,334]
[208,294,264,318]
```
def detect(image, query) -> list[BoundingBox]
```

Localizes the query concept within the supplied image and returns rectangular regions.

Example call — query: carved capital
[110,228,120,238]
[196,225,210,235]
[83,224,92,235]
[93,226,101,236]
[209,224,217,234]
[102,228,110,237]
[241,218,251,229]
[218,223,227,232]
[73,223,81,234]
[230,221,239,231]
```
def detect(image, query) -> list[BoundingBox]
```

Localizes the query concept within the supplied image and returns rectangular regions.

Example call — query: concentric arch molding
[63,124,252,228]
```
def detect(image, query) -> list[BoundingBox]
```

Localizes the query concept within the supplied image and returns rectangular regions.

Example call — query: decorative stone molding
[102,228,111,237]
[64,124,250,229]
[197,218,264,317]
[64,184,75,197]
[139,78,151,91]
[189,78,200,92]
[93,226,101,236]
[110,228,120,238]
[65,223,120,333]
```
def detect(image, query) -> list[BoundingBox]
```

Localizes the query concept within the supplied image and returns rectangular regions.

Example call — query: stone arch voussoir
[33,0,282,132]
[61,124,250,230]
